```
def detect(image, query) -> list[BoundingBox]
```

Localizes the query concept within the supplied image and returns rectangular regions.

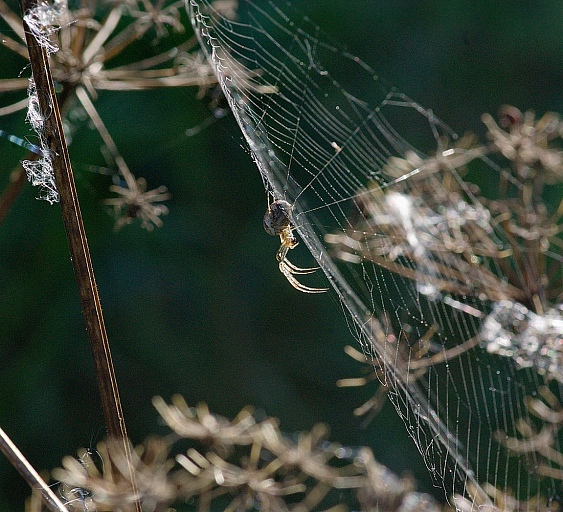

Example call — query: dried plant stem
[0,426,69,512]
[18,1,140,510]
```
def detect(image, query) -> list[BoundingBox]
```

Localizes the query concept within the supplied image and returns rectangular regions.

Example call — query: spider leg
[283,257,319,275]
[277,233,318,273]
[276,243,290,263]
[279,260,328,293]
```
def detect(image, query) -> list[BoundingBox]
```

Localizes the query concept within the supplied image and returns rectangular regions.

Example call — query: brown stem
[0,426,69,512]
[18,1,141,509]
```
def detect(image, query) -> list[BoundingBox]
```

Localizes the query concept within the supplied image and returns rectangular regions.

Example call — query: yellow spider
[263,199,328,293]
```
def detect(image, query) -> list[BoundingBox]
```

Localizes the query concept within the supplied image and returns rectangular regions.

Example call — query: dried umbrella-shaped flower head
[106,177,171,231]
[327,106,563,506]
[0,0,256,229]
[482,105,563,180]
[0,0,219,98]
[326,106,563,313]
[154,396,441,511]
[46,396,441,511]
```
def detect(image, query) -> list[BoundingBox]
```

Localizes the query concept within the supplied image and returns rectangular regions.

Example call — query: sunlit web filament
[0,129,44,156]
[0,128,129,186]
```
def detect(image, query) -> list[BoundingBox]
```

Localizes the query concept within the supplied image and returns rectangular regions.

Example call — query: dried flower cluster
[327,106,563,365]
[0,0,241,228]
[33,395,440,512]
[328,107,563,508]
[326,108,561,308]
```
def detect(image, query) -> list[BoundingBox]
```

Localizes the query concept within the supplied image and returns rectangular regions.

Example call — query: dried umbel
[48,396,440,512]
[345,111,560,301]
[0,0,261,229]
[1,0,194,225]
[326,106,563,346]
[328,107,563,507]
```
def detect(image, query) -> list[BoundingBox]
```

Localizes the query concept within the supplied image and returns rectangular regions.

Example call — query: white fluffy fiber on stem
[23,78,59,203]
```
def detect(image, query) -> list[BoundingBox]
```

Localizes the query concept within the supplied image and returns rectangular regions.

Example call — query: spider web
[188,0,563,508]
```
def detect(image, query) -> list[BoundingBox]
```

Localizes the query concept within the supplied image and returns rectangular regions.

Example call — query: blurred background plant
[33,395,439,511]
[0,0,225,227]
[0,0,562,510]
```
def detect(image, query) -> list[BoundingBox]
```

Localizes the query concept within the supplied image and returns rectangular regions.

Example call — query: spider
[263,199,328,293]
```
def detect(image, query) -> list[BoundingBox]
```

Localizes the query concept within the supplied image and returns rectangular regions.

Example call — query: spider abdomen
[263,199,293,236]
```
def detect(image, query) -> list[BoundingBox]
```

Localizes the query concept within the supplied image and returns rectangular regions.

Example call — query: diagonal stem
[18,1,141,509]
[0,0,26,40]
[0,426,69,512]
[75,85,137,189]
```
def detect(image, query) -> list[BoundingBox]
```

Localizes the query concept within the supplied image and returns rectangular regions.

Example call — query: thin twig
[0,30,29,58]
[0,426,69,512]
[0,0,25,40]
[18,1,141,510]
[75,85,136,188]
[0,76,30,92]
[0,96,28,115]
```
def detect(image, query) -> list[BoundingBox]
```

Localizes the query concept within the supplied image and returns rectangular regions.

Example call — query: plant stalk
[18,1,141,509]
[0,427,69,512]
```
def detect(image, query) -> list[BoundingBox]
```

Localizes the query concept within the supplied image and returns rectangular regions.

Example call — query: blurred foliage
[0,0,561,509]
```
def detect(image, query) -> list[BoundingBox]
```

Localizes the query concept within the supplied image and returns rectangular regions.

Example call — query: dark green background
[0,0,562,508]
